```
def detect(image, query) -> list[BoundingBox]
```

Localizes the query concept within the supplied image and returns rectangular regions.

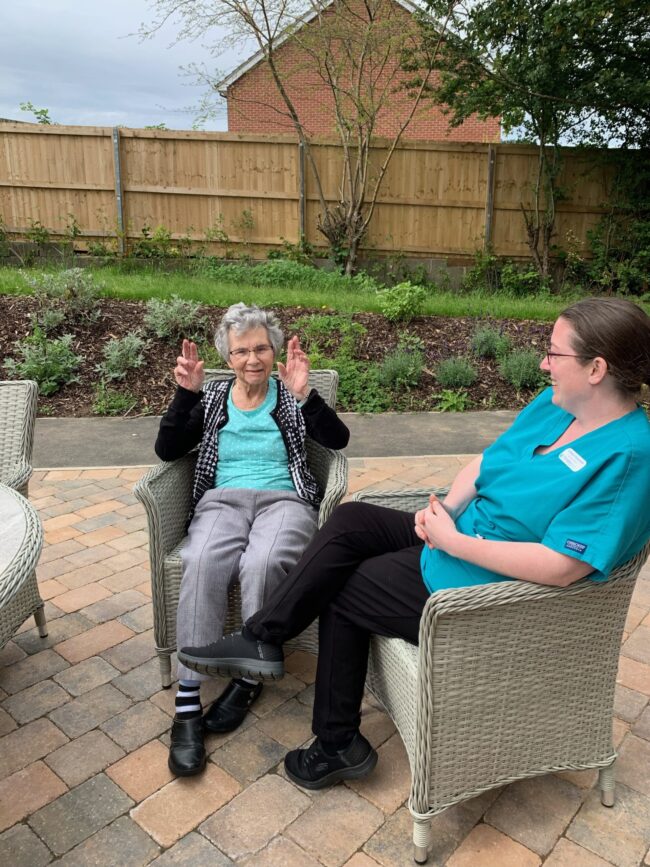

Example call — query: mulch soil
[0,294,553,416]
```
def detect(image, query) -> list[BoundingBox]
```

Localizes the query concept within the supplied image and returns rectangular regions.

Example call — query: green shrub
[462,249,502,293]
[143,295,208,339]
[435,388,472,412]
[380,330,428,389]
[470,325,512,359]
[499,350,545,389]
[379,348,424,389]
[267,237,314,265]
[295,314,366,359]
[92,382,138,415]
[396,330,425,353]
[500,263,550,297]
[376,281,426,321]
[334,357,392,412]
[22,268,103,322]
[97,333,147,381]
[31,307,66,334]
[131,224,176,258]
[196,258,380,295]
[0,215,10,259]
[87,240,115,257]
[435,356,477,389]
[3,330,84,395]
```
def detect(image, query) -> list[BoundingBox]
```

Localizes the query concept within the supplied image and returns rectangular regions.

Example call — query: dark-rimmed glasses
[545,350,593,363]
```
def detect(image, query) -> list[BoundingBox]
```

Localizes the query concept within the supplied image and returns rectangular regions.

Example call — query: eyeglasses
[545,351,591,363]
[228,344,274,359]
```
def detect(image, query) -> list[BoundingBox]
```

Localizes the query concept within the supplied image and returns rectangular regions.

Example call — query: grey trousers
[176,487,318,682]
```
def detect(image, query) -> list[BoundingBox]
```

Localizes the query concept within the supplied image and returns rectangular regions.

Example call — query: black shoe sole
[177,651,284,681]
[167,754,206,777]
[284,748,378,791]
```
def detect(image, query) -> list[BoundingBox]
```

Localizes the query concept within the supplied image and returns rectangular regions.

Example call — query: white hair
[214,303,284,360]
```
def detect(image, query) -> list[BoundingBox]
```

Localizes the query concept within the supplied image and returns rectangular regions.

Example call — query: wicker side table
[0,483,46,649]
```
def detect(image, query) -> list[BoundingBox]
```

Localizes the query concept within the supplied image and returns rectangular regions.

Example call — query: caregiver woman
[178,297,650,791]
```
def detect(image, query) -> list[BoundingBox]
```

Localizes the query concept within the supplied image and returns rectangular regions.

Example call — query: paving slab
[1,463,648,867]
[33,411,516,467]
[28,773,134,856]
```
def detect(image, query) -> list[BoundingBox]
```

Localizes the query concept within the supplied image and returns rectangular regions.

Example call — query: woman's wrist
[442,501,459,521]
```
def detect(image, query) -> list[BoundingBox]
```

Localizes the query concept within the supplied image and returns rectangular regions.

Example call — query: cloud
[0,0,238,129]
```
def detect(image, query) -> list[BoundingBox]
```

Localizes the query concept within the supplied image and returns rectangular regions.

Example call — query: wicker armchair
[353,488,650,865]
[0,380,38,496]
[135,369,348,687]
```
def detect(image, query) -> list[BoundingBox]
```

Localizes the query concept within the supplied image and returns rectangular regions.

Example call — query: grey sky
[0,0,245,130]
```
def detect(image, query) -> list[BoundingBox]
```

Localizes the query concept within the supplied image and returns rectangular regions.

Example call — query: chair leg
[413,817,431,864]
[34,605,48,638]
[159,652,173,689]
[599,763,616,807]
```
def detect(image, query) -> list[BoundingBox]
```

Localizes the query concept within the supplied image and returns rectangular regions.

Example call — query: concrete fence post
[112,127,125,256]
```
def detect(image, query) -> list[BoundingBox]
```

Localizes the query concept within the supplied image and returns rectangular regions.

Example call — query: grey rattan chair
[0,483,47,649]
[0,380,38,496]
[135,369,348,687]
[353,488,650,865]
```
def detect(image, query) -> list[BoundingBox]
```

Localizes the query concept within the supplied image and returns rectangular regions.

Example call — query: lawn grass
[0,263,601,322]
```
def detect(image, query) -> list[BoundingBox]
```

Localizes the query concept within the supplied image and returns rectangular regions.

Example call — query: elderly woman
[179,297,650,790]
[155,302,349,776]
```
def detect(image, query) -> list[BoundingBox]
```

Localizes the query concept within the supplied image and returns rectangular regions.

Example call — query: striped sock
[175,679,202,719]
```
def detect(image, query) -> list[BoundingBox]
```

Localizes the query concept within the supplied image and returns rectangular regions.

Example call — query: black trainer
[284,732,378,790]
[178,631,284,680]
[203,679,263,734]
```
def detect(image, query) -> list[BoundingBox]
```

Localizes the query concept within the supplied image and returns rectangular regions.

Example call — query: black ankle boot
[203,679,263,734]
[168,715,206,776]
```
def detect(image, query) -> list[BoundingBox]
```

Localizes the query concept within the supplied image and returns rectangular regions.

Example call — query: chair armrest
[305,439,348,528]
[0,459,32,495]
[353,488,449,513]
[133,453,197,582]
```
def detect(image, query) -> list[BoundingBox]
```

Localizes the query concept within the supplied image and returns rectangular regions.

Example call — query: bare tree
[142,0,455,273]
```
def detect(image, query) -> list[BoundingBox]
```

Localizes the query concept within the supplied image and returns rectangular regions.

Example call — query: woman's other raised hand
[174,339,205,392]
[277,335,310,402]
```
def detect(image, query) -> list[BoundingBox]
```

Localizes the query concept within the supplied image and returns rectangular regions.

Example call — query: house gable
[221,0,500,142]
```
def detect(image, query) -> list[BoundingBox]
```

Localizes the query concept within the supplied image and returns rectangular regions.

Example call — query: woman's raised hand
[277,335,310,402]
[174,339,205,392]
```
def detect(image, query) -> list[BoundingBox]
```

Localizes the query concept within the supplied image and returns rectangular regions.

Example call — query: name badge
[559,448,586,472]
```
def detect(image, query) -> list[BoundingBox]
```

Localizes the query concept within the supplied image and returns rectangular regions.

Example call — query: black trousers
[246,501,430,741]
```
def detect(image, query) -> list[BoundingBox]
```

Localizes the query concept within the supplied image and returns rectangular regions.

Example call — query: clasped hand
[414,494,458,551]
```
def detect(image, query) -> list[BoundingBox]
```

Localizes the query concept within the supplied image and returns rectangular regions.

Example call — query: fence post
[484,143,496,250]
[298,140,306,245]
[112,127,125,256]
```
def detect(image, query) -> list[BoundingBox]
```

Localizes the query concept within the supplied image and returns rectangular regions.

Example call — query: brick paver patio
[1,458,650,866]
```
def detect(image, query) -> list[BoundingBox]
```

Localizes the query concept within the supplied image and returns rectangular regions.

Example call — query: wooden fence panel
[0,122,622,262]
[0,124,115,238]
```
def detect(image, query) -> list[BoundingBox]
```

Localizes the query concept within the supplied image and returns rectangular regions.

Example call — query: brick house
[218,0,500,142]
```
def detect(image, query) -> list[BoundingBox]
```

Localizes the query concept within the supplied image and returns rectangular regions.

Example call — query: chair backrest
[0,380,38,488]
[204,369,339,409]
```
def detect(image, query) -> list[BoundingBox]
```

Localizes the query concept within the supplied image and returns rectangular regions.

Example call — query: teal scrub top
[420,387,650,593]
